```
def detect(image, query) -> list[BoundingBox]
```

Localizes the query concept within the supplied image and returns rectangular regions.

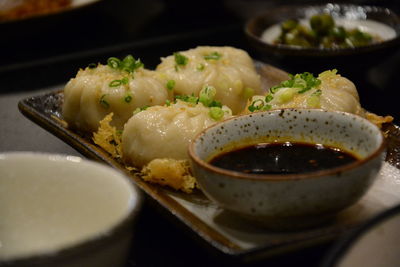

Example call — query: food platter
[18,62,400,262]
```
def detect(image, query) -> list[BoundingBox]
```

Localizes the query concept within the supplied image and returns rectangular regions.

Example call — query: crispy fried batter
[365,112,394,129]
[141,159,197,193]
[93,113,197,193]
[92,113,122,159]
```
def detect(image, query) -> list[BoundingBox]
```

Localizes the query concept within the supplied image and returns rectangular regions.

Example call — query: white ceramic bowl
[188,109,386,230]
[0,152,142,267]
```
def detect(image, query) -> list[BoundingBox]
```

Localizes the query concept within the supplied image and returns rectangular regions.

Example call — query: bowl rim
[188,108,386,182]
[244,3,400,56]
[0,151,143,266]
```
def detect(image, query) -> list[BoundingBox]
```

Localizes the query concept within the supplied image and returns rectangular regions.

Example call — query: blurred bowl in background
[244,3,400,75]
[0,152,142,267]
[323,203,400,267]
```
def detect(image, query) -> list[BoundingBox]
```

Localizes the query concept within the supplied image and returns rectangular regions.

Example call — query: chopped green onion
[204,52,222,60]
[199,85,216,107]
[248,99,265,112]
[269,72,321,95]
[174,52,188,66]
[264,104,272,111]
[109,80,122,87]
[121,77,129,84]
[122,55,143,73]
[270,86,279,94]
[175,94,198,105]
[124,94,132,103]
[165,100,171,106]
[107,55,143,73]
[265,94,273,102]
[196,63,205,71]
[107,57,121,69]
[208,100,222,108]
[99,94,110,109]
[109,77,129,87]
[88,63,97,69]
[166,80,175,91]
[122,55,135,72]
[133,105,149,115]
[209,107,224,120]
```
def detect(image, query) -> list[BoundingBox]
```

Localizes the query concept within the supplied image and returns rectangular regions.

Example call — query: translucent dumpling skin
[122,101,232,167]
[245,70,364,116]
[156,46,262,114]
[62,65,171,132]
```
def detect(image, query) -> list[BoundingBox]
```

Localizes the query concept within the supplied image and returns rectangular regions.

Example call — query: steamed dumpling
[156,46,262,114]
[245,70,364,116]
[122,100,232,167]
[63,64,172,132]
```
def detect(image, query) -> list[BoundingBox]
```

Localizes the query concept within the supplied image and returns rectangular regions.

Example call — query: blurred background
[1,0,399,119]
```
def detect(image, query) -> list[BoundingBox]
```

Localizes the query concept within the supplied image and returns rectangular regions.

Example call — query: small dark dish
[245,3,400,74]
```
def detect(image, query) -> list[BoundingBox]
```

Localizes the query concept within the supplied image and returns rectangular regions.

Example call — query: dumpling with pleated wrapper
[156,46,263,114]
[122,87,233,168]
[119,86,232,193]
[243,69,393,128]
[62,56,172,133]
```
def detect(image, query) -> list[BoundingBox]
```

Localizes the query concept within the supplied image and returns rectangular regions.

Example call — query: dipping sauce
[209,142,359,175]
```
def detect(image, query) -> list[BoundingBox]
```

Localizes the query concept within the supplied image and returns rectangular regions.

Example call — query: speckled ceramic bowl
[188,109,386,230]
[0,152,142,267]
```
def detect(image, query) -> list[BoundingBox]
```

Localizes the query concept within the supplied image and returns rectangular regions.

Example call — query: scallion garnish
[166,80,175,91]
[107,57,121,69]
[133,105,149,115]
[175,94,198,105]
[121,77,129,85]
[204,52,222,60]
[165,100,171,106]
[209,107,224,120]
[248,99,271,112]
[99,94,110,109]
[174,89,222,108]
[109,77,129,87]
[265,94,273,102]
[248,99,264,112]
[199,85,216,107]
[174,52,189,66]
[107,55,143,73]
[269,72,321,95]
[124,94,132,103]
[109,80,122,87]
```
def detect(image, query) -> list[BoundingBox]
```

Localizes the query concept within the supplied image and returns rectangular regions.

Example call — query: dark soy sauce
[209,142,359,175]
